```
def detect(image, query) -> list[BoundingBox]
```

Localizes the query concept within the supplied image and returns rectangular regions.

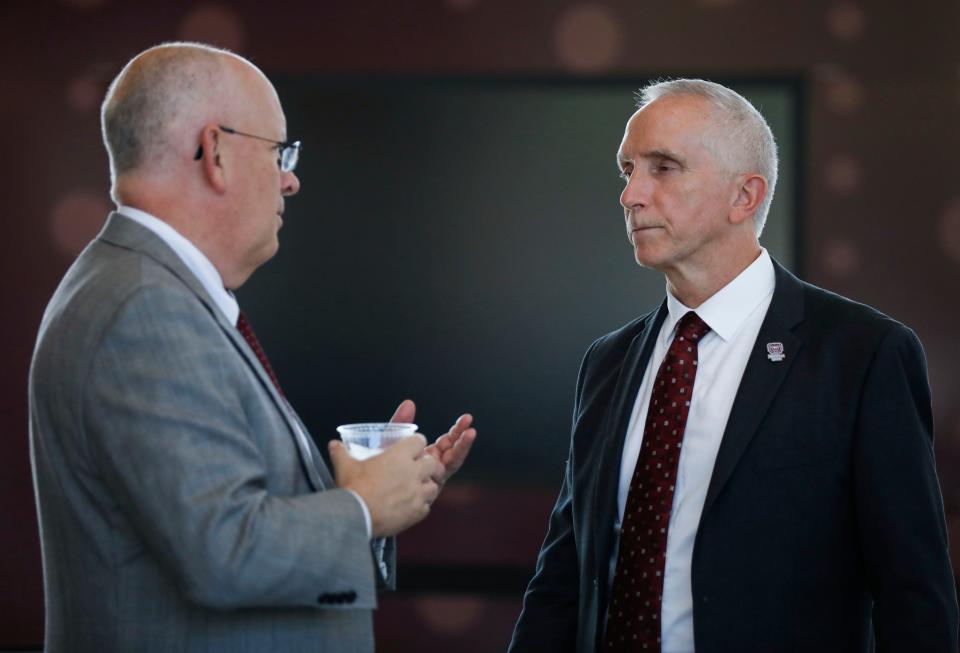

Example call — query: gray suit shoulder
[41,239,206,342]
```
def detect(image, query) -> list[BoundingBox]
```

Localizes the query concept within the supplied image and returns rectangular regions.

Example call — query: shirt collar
[116,205,241,326]
[663,248,775,343]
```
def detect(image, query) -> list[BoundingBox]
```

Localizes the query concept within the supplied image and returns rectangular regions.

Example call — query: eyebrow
[617,148,688,171]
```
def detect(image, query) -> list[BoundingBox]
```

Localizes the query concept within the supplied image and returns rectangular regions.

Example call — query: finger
[432,433,452,453]
[389,399,416,424]
[447,414,474,440]
[433,414,472,454]
[424,480,440,504]
[327,440,355,471]
[444,428,477,470]
[423,444,443,461]
[418,454,445,482]
[392,433,428,458]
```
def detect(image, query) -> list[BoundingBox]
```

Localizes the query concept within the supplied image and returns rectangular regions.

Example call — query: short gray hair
[636,79,779,236]
[100,42,232,192]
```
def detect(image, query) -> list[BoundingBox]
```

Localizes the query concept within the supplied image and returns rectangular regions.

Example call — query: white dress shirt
[115,206,373,539]
[609,249,776,653]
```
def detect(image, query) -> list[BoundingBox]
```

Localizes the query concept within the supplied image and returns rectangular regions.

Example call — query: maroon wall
[2,0,959,649]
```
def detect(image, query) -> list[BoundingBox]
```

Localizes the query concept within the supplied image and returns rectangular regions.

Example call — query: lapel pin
[766,342,785,362]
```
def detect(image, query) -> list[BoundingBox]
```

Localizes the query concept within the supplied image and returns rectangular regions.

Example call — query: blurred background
[1,0,958,650]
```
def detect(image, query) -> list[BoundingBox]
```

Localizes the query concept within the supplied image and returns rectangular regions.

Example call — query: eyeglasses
[193,124,301,172]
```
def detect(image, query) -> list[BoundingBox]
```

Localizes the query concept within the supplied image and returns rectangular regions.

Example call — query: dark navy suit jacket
[509,261,958,653]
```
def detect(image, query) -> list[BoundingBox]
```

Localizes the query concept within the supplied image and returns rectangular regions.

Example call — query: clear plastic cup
[336,422,419,460]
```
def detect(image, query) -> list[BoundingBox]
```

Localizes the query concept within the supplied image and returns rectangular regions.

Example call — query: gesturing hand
[388,399,477,486]
[425,413,477,486]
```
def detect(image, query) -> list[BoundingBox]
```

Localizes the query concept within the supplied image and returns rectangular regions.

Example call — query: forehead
[229,58,287,131]
[618,95,716,159]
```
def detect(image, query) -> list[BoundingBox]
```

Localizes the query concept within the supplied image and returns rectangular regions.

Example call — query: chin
[633,244,665,270]
[254,241,280,269]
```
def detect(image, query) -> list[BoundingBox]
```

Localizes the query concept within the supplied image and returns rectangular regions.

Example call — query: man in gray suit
[29,42,477,652]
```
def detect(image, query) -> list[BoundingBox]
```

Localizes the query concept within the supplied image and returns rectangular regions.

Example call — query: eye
[652,159,679,174]
[618,165,632,181]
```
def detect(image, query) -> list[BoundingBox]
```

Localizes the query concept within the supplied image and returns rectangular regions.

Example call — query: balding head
[100,42,273,201]
[100,42,300,289]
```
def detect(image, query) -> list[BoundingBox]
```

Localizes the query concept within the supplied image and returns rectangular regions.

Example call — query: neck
[118,183,243,288]
[665,243,762,308]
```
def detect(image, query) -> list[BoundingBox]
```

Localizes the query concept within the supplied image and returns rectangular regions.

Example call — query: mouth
[629,225,662,240]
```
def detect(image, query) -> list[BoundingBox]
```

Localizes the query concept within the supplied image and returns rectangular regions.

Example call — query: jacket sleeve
[853,323,959,650]
[82,283,377,610]
[508,459,581,652]
[509,340,600,652]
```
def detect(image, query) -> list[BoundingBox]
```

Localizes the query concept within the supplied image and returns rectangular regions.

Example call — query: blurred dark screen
[240,77,800,486]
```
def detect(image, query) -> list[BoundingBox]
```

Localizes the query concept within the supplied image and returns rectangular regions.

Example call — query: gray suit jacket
[29,213,395,652]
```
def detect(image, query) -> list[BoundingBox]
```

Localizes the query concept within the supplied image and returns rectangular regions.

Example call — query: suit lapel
[700,260,805,516]
[98,213,327,491]
[592,302,668,582]
[218,321,328,491]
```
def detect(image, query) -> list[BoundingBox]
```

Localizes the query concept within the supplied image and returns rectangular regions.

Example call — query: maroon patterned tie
[604,311,711,652]
[236,311,284,398]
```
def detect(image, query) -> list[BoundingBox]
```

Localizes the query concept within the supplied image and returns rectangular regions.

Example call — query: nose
[620,173,649,212]
[282,170,300,196]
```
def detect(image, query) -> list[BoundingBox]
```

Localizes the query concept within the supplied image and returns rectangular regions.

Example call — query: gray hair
[636,79,779,236]
[100,42,235,197]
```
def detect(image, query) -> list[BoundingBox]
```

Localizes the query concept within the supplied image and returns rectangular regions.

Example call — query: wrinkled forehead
[618,96,721,162]
[621,96,714,145]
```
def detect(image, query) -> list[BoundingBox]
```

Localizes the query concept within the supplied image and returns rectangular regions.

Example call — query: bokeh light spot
[826,3,865,41]
[554,4,623,73]
[822,237,861,278]
[178,4,247,52]
[937,196,960,266]
[824,154,862,195]
[415,595,487,635]
[66,75,102,113]
[436,483,482,509]
[50,190,111,258]
[816,65,864,115]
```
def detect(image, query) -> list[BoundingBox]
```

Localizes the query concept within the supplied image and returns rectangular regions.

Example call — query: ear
[196,124,227,194]
[729,173,767,227]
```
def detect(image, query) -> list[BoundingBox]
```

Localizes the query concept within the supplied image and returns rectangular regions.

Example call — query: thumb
[389,399,416,424]
[327,439,354,471]
[392,433,428,458]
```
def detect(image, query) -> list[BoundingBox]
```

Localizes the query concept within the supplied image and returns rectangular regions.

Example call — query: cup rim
[336,422,418,435]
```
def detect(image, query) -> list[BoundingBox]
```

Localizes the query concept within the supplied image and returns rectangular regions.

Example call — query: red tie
[604,311,711,653]
[236,311,284,398]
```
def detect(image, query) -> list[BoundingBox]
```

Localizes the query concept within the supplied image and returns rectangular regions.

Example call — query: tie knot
[676,311,710,343]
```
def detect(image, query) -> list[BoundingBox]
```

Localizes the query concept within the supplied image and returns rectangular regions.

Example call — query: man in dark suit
[30,42,476,652]
[508,79,957,653]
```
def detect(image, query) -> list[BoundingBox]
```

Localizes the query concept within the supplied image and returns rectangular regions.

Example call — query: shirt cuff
[344,488,372,539]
